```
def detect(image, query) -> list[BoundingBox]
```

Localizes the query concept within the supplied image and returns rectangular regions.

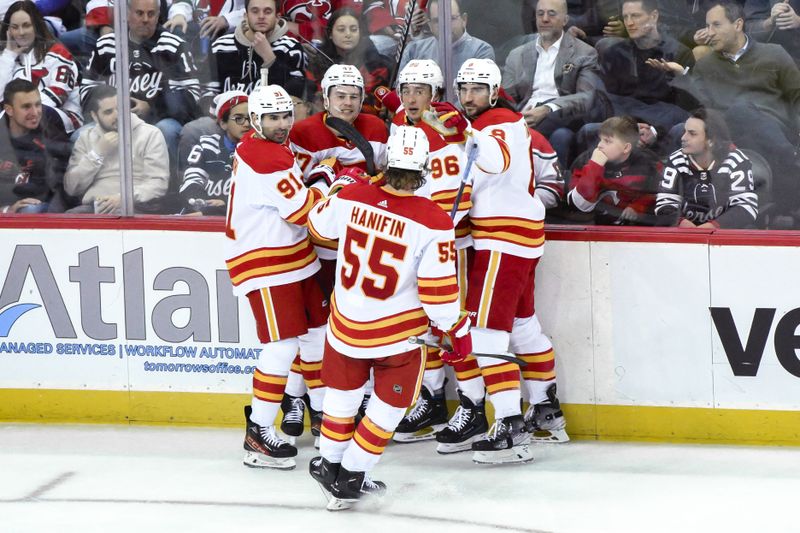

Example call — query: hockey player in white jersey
[224,84,329,470]
[384,59,487,448]
[447,58,570,464]
[306,126,472,511]
[281,64,389,439]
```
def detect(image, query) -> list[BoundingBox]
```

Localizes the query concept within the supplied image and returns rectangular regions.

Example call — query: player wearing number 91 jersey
[224,85,329,471]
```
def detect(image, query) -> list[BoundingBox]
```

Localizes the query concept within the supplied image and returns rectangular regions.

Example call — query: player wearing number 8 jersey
[451,59,569,464]
[307,126,472,511]
[224,84,329,471]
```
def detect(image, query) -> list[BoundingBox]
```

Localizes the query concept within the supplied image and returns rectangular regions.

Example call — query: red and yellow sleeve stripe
[285,188,323,226]
[328,295,428,348]
[418,275,459,305]
[431,186,472,214]
[471,216,544,248]
[226,239,317,286]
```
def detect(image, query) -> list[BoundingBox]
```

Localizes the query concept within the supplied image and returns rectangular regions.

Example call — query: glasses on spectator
[230,115,250,125]
[429,13,463,24]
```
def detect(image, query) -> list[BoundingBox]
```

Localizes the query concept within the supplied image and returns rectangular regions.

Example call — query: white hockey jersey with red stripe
[307,183,460,359]
[290,111,388,259]
[469,108,546,259]
[390,110,507,250]
[224,130,321,296]
[530,128,564,209]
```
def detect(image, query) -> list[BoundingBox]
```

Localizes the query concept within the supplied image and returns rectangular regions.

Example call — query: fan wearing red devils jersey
[568,116,662,226]
[224,84,328,471]
[656,109,758,229]
[307,126,471,511]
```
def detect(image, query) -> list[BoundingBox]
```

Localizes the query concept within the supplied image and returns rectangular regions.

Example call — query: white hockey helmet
[398,59,444,97]
[321,64,364,107]
[386,125,430,172]
[455,58,502,105]
[248,84,294,136]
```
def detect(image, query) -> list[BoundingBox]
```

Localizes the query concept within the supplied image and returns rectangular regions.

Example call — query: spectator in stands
[503,0,604,166]
[178,90,248,216]
[64,84,169,214]
[307,7,391,115]
[0,79,70,213]
[655,107,758,228]
[650,1,800,218]
[568,115,662,225]
[0,1,82,135]
[81,0,202,176]
[207,0,307,97]
[164,0,244,58]
[399,0,494,75]
[575,0,695,154]
[747,0,800,65]
[178,0,306,174]
[59,0,114,63]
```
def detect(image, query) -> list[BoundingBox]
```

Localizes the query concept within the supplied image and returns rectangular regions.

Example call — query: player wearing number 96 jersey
[307,126,470,510]
[224,85,329,471]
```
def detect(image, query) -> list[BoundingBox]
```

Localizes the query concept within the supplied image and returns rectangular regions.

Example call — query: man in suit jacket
[503,0,604,166]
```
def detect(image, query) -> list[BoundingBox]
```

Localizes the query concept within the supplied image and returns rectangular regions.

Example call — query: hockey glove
[374,86,401,113]
[437,311,472,365]
[304,157,340,187]
[328,167,371,195]
[422,101,470,144]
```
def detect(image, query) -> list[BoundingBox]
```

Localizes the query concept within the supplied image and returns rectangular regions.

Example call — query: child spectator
[568,116,662,225]
[0,1,82,135]
[178,90,249,216]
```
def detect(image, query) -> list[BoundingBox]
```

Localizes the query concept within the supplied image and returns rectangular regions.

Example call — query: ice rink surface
[2,423,799,533]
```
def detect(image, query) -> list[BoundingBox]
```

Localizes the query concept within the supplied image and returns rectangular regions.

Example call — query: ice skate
[309,456,340,502]
[279,394,306,438]
[435,392,488,454]
[327,466,387,511]
[354,393,371,426]
[471,414,533,465]
[393,387,448,443]
[309,404,322,449]
[525,384,570,443]
[243,406,297,470]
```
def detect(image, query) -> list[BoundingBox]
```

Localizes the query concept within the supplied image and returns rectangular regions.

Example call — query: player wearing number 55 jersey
[307,126,472,511]
[655,108,757,229]
[224,84,329,471]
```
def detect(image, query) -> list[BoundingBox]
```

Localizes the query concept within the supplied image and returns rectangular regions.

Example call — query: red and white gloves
[432,311,472,364]
[373,86,401,113]
[422,101,470,144]
[328,167,372,195]
[304,157,340,188]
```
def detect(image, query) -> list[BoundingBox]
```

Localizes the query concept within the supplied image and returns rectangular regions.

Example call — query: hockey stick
[388,0,428,89]
[324,115,377,175]
[450,137,478,219]
[408,336,528,367]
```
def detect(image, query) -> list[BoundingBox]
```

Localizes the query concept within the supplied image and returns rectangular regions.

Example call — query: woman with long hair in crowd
[308,7,392,115]
[0,0,82,134]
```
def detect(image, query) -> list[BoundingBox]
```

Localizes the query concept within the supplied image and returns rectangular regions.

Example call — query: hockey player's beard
[267,129,289,144]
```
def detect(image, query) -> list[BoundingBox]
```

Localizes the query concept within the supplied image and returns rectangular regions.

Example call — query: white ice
[1,424,799,533]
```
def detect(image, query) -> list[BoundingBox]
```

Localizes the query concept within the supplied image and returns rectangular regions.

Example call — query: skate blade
[436,433,486,454]
[472,444,534,465]
[327,496,358,511]
[392,424,444,443]
[314,436,320,449]
[315,481,333,503]
[243,450,296,470]
[530,428,570,443]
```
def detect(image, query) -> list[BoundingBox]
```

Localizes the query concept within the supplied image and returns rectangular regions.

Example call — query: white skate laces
[284,397,305,425]
[260,425,289,447]
[447,405,471,431]
[405,396,430,423]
